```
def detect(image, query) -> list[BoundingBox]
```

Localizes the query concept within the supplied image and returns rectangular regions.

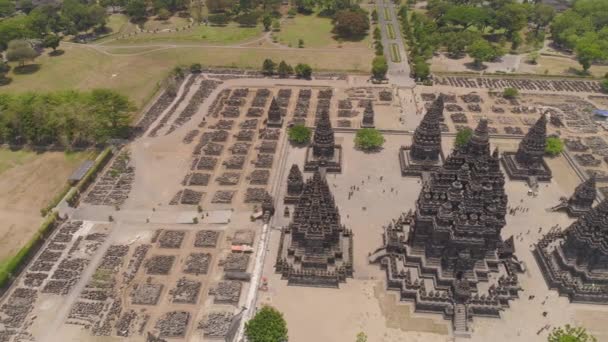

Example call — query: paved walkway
[375,0,414,87]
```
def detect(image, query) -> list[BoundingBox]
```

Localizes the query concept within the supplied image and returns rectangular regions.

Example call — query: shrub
[288,124,311,144]
[277,60,293,78]
[190,63,202,73]
[545,136,563,157]
[245,306,288,342]
[601,79,608,93]
[548,325,596,342]
[298,38,304,48]
[294,63,312,79]
[236,12,259,27]
[371,56,388,80]
[355,128,385,150]
[157,8,171,20]
[208,13,229,25]
[262,58,276,75]
[287,8,296,17]
[503,87,519,99]
[455,127,473,147]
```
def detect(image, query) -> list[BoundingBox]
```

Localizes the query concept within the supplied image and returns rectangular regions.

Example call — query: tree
[245,306,288,342]
[455,127,472,147]
[88,89,134,140]
[443,5,489,31]
[262,58,276,75]
[0,0,15,17]
[43,34,61,52]
[287,8,296,17]
[356,332,368,342]
[374,40,384,56]
[277,61,293,78]
[503,87,518,99]
[574,32,606,72]
[531,3,555,34]
[157,8,171,20]
[126,0,148,22]
[355,128,385,150]
[208,13,229,25]
[272,19,280,31]
[545,137,564,157]
[334,9,369,38]
[190,63,202,73]
[373,26,381,40]
[371,56,388,80]
[236,12,259,27]
[548,324,596,342]
[298,38,304,48]
[601,79,608,93]
[371,9,378,22]
[295,63,312,79]
[413,57,430,81]
[495,3,529,38]
[262,14,272,31]
[288,124,311,144]
[468,39,499,68]
[6,40,38,66]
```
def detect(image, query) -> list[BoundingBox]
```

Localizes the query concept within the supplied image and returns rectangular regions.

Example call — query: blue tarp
[594,109,608,117]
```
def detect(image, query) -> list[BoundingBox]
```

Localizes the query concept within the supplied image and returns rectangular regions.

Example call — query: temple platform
[267,117,284,128]
[501,152,552,182]
[399,146,444,177]
[304,145,343,173]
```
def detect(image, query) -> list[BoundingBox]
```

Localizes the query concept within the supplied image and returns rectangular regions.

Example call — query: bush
[208,13,229,25]
[545,136,563,157]
[413,57,430,81]
[295,63,312,79]
[374,41,384,56]
[601,79,608,93]
[371,56,388,80]
[503,87,519,99]
[355,128,385,150]
[455,127,473,147]
[262,58,276,75]
[245,306,288,342]
[287,8,296,17]
[157,8,171,20]
[548,325,596,342]
[277,60,293,78]
[288,124,311,144]
[190,63,202,73]
[236,12,259,27]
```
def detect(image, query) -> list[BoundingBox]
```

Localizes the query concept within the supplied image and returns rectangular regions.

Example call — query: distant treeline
[0,89,134,147]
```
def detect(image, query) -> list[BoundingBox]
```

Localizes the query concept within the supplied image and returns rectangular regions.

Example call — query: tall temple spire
[361,101,375,128]
[267,97,283,127]
[312,111,335,160]
[551,175,597,217]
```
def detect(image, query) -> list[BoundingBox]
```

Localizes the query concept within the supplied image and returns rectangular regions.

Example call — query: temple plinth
[501,113,552,182]
[275,170,353,287]
[551,176,597,217]
[400,96,444,177]
[284,164,304,204]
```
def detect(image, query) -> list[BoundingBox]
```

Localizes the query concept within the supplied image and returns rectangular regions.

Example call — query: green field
[390,43,401,62]
[3,44,373,108]
[105,23,263,45]
[387,24,396,39]
[277,13,370,49]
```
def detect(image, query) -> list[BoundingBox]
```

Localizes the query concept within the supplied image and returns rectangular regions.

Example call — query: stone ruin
[194,230,220,248]
[245,188,267,203]
[131,283,164,305]
[534,198,608,304]
[223,155,245,170]
[501,113,552,182]
[361,101,375,128]
[304,111,342,173]
[183,253,212,275]
[400,96,444,177]
[216,172,241,186]
[551,176,597,217]
[154,311,190,338]
[210,281,242,305]
[276,171,354,288]
[170,277,202,304]
[212,190,235,204]
[199,312,234,338]
[229,142,251,155]
[284,164,304,204]
[249,169,270,185]
[145,255,175,275]
[371,119,522,334]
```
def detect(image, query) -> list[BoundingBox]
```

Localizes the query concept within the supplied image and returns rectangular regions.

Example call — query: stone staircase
[453,303,470,338]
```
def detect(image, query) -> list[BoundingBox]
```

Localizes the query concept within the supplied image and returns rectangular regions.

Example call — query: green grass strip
[390,43,401,63]
[384,7,391,21]
[387,24,396,39]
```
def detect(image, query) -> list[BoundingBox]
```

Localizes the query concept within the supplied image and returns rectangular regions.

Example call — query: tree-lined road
[375,0,414,87]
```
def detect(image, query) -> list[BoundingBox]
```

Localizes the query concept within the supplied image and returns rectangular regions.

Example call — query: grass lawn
[383,7,391,21]
[106,13,129,34]
[0,149,94,263]
[106,23,263,45]
[390,43,401,62]
[387,24,396,39]
[534,55,608,78]
[276,13,370,49]
[3,44,373,108]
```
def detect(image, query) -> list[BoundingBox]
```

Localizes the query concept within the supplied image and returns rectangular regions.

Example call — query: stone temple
[371,119,522,335]
[501,113,552,182]
[534,198,608,304]
[400,96,445,177]
[304,111,342,173]
[284,164,304,204]
[275,170,354,287]
[267,97,283,127]
[361,101,375,128]
[550,176,597,217]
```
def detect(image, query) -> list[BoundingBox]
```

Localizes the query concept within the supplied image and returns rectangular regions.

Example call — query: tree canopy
[548,324,597,342]
[371,56,388,80]
[355,128,385,150]
[245,306,288,342]
[545,137,564,157]
[333,9,369,38]
[288,124,311,144]
[455,127,473,148]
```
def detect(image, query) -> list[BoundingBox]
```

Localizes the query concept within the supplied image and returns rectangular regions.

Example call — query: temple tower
[284,164,304,204]
[267,97,283,127]
[304,111,342,173]
[361,101,375,128]
[551,176,597,217]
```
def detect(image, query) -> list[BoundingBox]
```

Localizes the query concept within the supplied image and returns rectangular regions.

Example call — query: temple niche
[550,176,597,217]
[275,170,354,288]
[267,97,283,127]
[400,96,445,177]
[534,198,608,304]
[501,113,552,182]
[371,119,522,335]
[361,101,375,128]
[304,111,342,173]
[284,164,304,204]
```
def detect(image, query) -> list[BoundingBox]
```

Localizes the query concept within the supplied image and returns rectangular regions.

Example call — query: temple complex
[534,198,608,304]
[275,170,354,287]
[284,164,304,204]
[550,176,597,217]
[304,111,342,173]
[371,119,522,335]
[267,97,283,127]
[400,96,445,176]
[361,101,375,128]
[501,113,552,182]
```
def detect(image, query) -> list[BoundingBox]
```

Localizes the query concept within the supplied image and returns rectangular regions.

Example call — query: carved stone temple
[371,119,522,335]
[550,176,597,217]
[267,97,284,127]
[304,111,342,173]
[275,170,354,287]
[284,164,304,204]
[534,198,608,304]
[361,101,375,128]
[501,113,552,182]
[400,96,445,177]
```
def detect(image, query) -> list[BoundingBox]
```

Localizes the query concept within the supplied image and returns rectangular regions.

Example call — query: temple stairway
[453,304,470,337]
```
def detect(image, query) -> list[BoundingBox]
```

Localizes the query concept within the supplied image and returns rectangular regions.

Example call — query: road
[375,0,414,87]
